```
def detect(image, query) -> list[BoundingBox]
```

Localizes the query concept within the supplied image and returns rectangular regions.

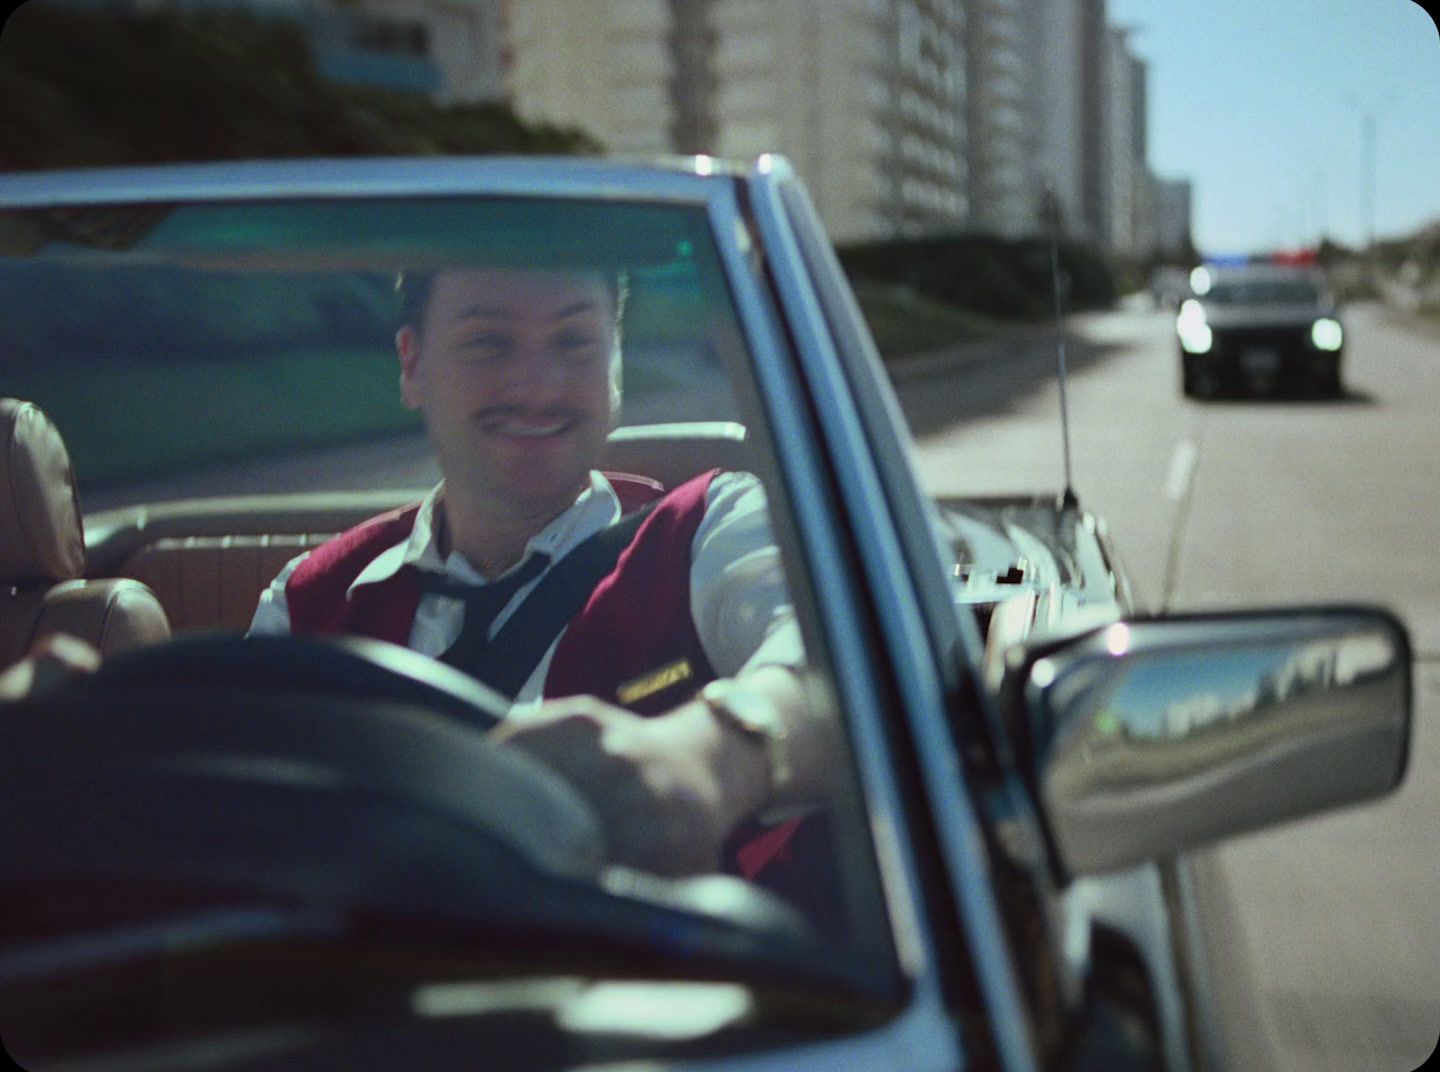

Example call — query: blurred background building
[89,0,506,102]
[49,0,1190,256]
[507,0,969,244]
[964,0,1032,238]
[502,0,1184,254]
[1153,177,1195,260]
[1102,23,1150,256]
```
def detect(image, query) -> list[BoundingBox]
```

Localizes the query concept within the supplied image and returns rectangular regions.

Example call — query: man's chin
[433,426,606,507]
[491,453,596,503]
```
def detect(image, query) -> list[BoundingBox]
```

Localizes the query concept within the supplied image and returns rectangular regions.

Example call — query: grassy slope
[850,280,1001,359]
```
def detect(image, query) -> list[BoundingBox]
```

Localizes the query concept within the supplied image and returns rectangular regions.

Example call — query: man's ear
[396,325,422,410]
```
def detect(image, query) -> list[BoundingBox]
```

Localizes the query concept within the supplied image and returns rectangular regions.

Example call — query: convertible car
[0,157,1413,1072]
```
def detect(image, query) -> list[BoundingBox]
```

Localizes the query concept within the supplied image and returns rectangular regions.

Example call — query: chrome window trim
[698,177,917,995]
[743,157,1039,1072]
[700,179,930,963]
[698,176,976,1065]
[0,156,729,208]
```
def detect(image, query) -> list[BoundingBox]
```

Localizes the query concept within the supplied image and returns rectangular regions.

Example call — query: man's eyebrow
[449,299,600,322]
[452,304,508,321]
[548,300,601,320]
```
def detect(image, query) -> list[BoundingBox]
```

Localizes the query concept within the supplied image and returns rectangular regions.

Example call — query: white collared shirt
[248,470,802,707]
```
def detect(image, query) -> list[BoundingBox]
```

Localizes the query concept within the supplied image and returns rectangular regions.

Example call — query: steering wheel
[2,633,607,905]
[86,632,508,732]
[5,632,812,942]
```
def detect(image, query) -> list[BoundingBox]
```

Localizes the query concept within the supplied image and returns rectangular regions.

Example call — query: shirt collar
[347,473,622,597]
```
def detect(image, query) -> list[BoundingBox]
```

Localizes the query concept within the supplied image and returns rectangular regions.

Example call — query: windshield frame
[0,157,950,1017]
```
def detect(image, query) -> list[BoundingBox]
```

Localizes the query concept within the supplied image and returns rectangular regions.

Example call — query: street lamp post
[1361,109,1376,256]
[1347,92,1399,284]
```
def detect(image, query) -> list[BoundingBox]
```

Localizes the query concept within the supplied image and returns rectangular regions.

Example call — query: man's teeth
[495,419,569,437]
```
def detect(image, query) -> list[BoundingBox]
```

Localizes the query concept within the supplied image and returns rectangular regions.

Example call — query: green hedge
[837,233,1119,321]
[0,4,600,171]
[849,280,1000,358]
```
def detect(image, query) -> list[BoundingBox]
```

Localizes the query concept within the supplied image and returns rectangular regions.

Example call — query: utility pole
[1361,109,1376,256]
[1347,92,1397,275]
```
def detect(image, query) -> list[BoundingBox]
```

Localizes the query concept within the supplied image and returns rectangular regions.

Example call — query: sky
[1106,0,1440,254]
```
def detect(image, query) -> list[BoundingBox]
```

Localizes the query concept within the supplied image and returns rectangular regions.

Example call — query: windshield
[4,196,743,501]
[1204,276,1323,306]
[0,187,889,1010]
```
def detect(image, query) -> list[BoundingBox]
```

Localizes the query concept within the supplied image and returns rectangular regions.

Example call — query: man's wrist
[698,677,792,812]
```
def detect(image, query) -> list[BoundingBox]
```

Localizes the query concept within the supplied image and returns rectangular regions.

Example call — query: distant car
[1176,264,1345,398]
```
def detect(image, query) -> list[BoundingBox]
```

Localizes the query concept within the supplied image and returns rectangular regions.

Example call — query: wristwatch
[699,677,792,802]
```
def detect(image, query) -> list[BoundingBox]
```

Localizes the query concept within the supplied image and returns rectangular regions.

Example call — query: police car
[1177,255,1345,399]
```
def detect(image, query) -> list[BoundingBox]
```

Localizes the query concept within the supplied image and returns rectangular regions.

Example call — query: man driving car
[249,265,838,883]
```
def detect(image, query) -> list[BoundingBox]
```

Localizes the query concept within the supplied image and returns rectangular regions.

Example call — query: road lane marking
[1161,436,1202,613]
[1165,439,1199,501]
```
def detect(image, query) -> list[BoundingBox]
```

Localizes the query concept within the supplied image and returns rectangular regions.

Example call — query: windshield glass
[1205,277,1323,306]
[4,197,743,501]
[0,190,886,987]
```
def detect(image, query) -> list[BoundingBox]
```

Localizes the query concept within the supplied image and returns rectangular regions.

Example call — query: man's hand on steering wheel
[489,690,774,876]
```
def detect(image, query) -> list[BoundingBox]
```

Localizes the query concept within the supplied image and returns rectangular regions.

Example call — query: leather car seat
[0,399,170,669]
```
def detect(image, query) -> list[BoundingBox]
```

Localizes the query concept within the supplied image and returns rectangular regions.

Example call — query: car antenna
[1046,189,1079,511]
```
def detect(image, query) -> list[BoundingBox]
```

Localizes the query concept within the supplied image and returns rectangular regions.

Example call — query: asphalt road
[900,299,1440,1072]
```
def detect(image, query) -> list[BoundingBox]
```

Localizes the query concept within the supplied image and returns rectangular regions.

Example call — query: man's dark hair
[395,270,437,330]
[394,269,627,332]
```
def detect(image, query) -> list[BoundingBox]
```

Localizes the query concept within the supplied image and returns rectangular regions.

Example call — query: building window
[355,18,429,58]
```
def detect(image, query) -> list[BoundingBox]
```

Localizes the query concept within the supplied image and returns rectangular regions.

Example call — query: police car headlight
[1311,318,1343,351]
[1179,324,1213,354]
[1177,299,1213,353]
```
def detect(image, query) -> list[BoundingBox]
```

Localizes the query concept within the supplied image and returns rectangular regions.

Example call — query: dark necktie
[419,552,551,672]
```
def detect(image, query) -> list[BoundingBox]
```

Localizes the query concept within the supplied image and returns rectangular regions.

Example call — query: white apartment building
[1101,24,1156,256]
[506,0,676,156]
[963,0,1033,237]
[1153,176,1193,258]
[711,0,967,241]
[504,0,969,243]
[1028,0,1090,241]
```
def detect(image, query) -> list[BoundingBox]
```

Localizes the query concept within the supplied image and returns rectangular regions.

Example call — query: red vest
[285,470,822,903]
[287,472,717,716]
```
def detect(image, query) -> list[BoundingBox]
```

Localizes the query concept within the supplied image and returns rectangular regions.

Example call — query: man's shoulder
[643,468,728,522]
[699,469,766,516]
[290,503,424,591]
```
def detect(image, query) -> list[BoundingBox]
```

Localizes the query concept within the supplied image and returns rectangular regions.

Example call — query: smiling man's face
[397,268,619,510]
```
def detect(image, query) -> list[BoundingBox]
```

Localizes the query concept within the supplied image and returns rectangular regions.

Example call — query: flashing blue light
[1203,254,1251,268]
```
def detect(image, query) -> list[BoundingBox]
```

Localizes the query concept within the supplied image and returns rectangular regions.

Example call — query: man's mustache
[472,406,583,424]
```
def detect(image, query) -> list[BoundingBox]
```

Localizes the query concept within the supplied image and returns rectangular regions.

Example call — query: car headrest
[0,399,85,583]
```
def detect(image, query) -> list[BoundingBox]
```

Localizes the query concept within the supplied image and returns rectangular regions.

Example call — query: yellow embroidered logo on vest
[616,658,694,706]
